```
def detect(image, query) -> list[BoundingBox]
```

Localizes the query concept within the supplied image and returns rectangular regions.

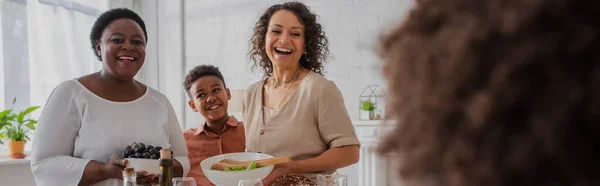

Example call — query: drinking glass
[172,177,196,186]
[238,178,264,186]
[317,172,348,186]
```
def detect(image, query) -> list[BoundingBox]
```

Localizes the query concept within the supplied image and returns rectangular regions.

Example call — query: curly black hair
[249,2,329,77]
[89,8,147,61]
[377,0,600,186]
[183,65,227,99]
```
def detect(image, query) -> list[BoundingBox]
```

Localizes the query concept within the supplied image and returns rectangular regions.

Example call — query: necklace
[267,84,293,111]
[265,67,303,111]
[270,67,302,88]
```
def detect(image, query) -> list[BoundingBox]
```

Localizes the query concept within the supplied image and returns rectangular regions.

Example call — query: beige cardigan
[242,71,360,179]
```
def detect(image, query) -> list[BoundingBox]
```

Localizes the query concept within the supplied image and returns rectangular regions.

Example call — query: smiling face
[95,18,146,80]
[265,10,305,69]
[188,76,231,122]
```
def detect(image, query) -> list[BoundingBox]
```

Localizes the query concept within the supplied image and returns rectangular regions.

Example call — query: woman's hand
[101,158,157,185]
[259,146,359,185]
[262,161,294,185]
[100,158,127,179]
[136,171,158,186]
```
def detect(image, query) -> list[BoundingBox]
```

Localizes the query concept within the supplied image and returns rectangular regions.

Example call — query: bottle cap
[123,167,135,176]
[160,149,171,159]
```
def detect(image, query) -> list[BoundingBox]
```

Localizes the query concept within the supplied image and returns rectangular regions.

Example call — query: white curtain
[0,0,109,152]
[27,0,108,118]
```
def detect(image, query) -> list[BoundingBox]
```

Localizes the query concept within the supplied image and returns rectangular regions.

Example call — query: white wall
[0,163,36,186]
[131,0,412,129]
[182,0,411,128]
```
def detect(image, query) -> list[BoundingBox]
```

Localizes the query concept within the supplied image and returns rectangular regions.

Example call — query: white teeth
[118,56,135,61]
[208,105,220,110]
[275,47,292,52]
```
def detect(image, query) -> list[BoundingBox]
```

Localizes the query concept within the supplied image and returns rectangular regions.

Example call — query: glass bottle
[123,167,136,186]
[159,149,173,186]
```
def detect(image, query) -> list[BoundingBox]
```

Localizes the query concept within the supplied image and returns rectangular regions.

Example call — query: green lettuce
[223,161,262,171]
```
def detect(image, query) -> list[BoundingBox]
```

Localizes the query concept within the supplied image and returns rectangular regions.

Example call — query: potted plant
[360,100,377,120]
[0,98,40,159]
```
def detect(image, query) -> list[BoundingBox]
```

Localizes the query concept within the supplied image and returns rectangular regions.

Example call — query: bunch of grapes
[122,142,172,159]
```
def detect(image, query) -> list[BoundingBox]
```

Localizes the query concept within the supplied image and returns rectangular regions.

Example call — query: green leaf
[246,161,257,170]
[17,112,25,124]
[17,106,39,124]
[223,166,246,171]
[361,100,376,111]
[26,120,37,130]
[15,132,25,141]
[12,97,16,105]
[6,113,17,121]
[6,127,15,139]
[23,106,40,117]
[0,121,10,129]
[0,131,5,144]
[0,102,38,142]
[5,126,26,141]
[0,109,11,119]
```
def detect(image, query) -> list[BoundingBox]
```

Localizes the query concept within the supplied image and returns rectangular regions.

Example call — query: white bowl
[201,152,275,186]
[125,158,160,175]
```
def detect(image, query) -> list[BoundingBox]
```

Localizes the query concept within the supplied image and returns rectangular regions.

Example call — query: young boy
[182,65,246,186]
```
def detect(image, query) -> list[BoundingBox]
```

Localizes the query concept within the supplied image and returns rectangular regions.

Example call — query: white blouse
[30,79,190,186]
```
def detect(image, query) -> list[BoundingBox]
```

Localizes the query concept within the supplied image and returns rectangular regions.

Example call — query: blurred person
[377,0,600,186]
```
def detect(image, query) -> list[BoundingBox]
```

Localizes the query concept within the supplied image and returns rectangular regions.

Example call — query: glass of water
[238,178,264,186]
[172,177,196,186]
[317,172,348,186]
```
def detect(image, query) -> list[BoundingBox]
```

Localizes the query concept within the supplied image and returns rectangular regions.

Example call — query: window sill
[0,148,31,166]
[0,143,33,166]
[0,155,30,166]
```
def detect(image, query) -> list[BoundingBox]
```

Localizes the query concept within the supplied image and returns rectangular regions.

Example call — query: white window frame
[0,0,5,154]
[0,0,5,109]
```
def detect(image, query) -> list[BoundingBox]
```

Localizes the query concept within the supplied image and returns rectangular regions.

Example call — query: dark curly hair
[183,65,227,99]
[377,0,600,186]
[249,2,328,77]
[90,8,147,61]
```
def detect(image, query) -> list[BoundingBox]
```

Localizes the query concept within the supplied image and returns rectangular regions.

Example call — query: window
[0,0,108,153]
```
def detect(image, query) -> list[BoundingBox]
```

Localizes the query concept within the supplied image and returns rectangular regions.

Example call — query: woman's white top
[30,79,190,186]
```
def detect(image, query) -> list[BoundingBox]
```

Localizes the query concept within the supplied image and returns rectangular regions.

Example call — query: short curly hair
[377,1,600,186]
[249,2,328,77]
[183,65,227,99]
[90,8,147,61]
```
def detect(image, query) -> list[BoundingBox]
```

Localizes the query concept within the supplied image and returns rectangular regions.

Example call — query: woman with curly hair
[378,0,600,186]
[243,2,360,185]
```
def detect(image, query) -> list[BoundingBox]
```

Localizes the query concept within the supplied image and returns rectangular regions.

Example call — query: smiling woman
[29,8,190,186]
[88,9,148,85]
[244,2,360,186]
